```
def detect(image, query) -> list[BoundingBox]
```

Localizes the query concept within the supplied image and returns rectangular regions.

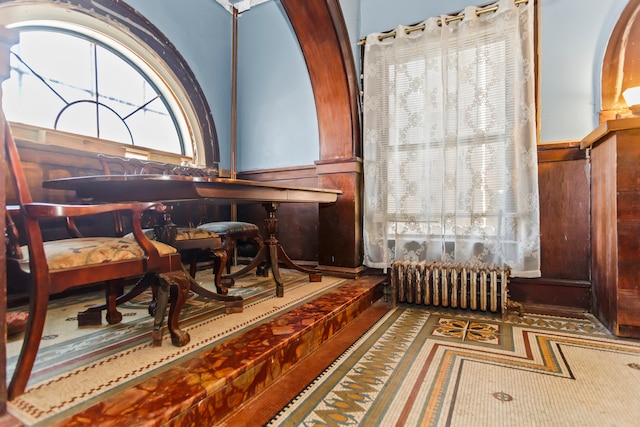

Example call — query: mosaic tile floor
[268,306,640,427]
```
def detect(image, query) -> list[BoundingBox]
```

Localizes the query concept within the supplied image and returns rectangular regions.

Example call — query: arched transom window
[5,28,188,155]
[0,0,219,168]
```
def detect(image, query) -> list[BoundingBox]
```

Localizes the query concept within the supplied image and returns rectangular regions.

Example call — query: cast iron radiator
[390,261,522,319]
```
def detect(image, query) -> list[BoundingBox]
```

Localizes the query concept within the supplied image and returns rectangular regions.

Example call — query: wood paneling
[237,162,365,275]
[317,162,362,270]
[537,147,590,280]
[7,139,104,205]
[237,169,321,264]
[584,119,640,338]
[509,278,591,310]
[509,143,592,311]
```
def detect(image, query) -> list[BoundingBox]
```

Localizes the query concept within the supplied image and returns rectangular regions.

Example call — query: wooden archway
[280,0,364,272]
[601,0,640,121]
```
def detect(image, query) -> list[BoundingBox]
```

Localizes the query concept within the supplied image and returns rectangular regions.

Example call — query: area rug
[268,306,640,427]
[7,269,349,426]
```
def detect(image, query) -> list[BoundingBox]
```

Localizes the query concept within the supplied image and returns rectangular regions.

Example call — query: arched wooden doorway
[601,0,640,121]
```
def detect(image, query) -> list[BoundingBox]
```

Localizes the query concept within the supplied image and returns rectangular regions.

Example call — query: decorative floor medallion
[431,317,500,344]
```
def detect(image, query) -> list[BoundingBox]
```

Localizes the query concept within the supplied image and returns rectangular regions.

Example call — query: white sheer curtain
[362,0,540,277]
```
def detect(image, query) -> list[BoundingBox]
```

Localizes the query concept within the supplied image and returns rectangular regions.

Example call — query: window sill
[9,121,191,165]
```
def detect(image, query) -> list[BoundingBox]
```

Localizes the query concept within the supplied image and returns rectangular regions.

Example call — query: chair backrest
[99,154,174,176]
[3,114,52,268]
[4,114,34,206]
[98,154,217,178]
[98,154,216,228]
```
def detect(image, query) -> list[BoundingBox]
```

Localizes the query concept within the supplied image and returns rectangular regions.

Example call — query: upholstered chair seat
[197,221,259,236]
[124,227,221,245]
[197,221,263,274]
[15,237,177,271]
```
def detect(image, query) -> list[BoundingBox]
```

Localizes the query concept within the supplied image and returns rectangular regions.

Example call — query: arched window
[0,0,219,168]
[6,28,187,155]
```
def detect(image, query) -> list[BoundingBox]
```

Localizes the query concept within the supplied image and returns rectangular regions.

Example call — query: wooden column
[581,117,640,338]
[279,0,364,276]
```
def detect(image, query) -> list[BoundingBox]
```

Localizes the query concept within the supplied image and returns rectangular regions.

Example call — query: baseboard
[317,264,368,279]
[617,324,640,340]
[522,303,591,319]
[509,277,592,311]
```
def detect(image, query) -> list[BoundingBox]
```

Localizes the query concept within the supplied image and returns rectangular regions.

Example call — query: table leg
[186,250,243,313]
[223,202,322,297]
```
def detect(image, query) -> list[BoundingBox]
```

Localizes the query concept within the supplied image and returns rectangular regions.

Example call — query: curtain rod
[357,0,528,46]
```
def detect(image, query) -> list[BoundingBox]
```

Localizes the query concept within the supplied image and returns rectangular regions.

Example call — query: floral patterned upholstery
[173,228,219,241]
[125,227,220,242]
[15,237,177,271]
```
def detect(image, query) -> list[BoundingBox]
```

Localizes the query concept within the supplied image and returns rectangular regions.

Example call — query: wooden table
[43,175,342,297]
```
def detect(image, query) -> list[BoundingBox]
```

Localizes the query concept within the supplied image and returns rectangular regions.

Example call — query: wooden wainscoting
[237,166,322,266]
[509,142,592,315]
[238,160,364,278]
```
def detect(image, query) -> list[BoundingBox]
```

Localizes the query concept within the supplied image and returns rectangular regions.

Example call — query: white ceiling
[215,0,272,14]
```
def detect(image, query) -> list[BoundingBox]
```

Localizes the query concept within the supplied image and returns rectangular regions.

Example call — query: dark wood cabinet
[581,117,640,338]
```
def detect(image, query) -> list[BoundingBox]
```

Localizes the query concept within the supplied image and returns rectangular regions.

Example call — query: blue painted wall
[235,1,319,172]
[126,0,233,170]
[130,0,629,170]
[340,0,362,77]
[538,0,626,141]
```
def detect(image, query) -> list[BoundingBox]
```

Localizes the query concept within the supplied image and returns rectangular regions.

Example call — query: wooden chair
[97,154,238,297]
[3,117,192,400]
[196,220,264,276]
[97,155,264,282]
[171,192,265,287]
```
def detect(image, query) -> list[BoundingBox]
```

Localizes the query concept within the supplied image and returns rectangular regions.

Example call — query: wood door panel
[537,154,590,280]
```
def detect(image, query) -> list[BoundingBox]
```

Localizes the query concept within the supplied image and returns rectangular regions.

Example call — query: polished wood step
[52,275,387,426]
[219,298,391,427]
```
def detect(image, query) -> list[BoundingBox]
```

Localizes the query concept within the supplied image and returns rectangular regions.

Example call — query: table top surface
[43,174,342,204]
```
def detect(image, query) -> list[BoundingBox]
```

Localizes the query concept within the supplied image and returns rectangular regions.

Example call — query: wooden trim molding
[537,141,587,162]
[237,165,319,182]
[278,0,364,269]
[279,0,361,161]
[509,278,592,311]
[601,0,640,121]
[315,158,362,175]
